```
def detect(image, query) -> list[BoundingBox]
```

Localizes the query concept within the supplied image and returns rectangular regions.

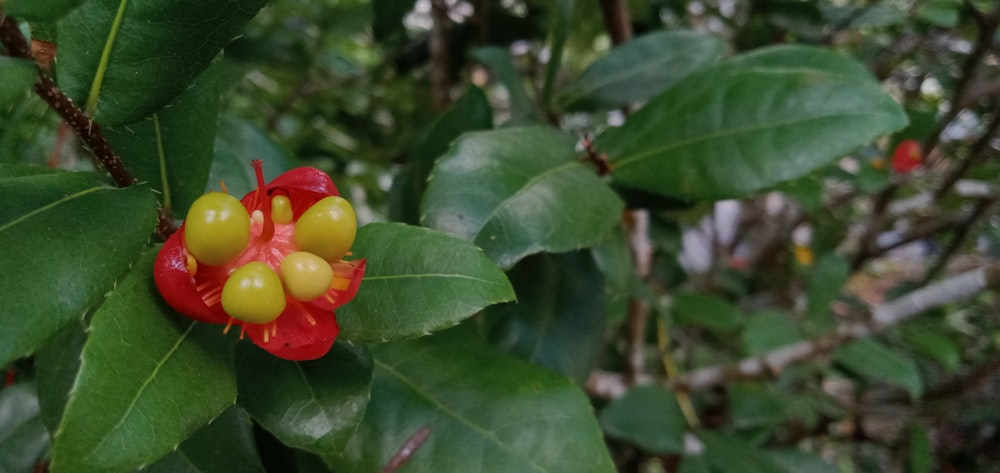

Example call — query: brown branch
[934,99,1000,199]
[921,198,996,283]
[0,15,135,189]
[599,0,633,45]
[429,0,452,111]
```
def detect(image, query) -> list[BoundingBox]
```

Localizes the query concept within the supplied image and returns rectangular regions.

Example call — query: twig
[623,210,651,383]
[598,0,633,45]
[429,0,452,111]
[921,198,996,283]
[933,99,1000,199]
[381,425,431,473]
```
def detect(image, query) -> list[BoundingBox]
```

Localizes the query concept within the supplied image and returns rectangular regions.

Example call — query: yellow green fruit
[184,192,251,266]
[221,262,286,324]
[280,251,334,301]
[293,196,357,261]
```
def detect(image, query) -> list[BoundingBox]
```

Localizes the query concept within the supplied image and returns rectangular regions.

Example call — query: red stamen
[303,311,317,326]
[223,317,234,334]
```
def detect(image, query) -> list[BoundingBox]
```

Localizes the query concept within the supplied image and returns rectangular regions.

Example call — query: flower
[154,160,365,360]
[891,139,923,173]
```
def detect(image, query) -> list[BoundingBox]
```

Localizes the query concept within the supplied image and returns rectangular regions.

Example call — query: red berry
[891,139,923,173]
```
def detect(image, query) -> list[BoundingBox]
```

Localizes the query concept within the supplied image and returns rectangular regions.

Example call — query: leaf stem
[86,0,131,115]
[153,114,171,213]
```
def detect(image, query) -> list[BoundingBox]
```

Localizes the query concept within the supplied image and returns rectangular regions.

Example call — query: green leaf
[106,65,220,217]
[236,342,373,457]
[670,292,743,333]
[0,58,35,106]
[50,250,238,473]
[559,30,724,111]
[471,47,541,125]
[336,222,515,342]
[834,338,923,398]
[485,251,607,383]
[908,423,932,473]
[765,450,837,473]
[422,126,625,269]
[329,331,616,472]
[916,0,960,27]
[596,45,908,200]
[0,383,50,473]
[590,224,632,322]
[600,385,686,454]
[805,253,849,333]
[4,0,86,21]
[695,430,787,473]
[210,117,296,197]
[56,0,267,125]
[741,310,802,356]
[389,85,493,224]
[0,170,157,366]
[138,407,265,473]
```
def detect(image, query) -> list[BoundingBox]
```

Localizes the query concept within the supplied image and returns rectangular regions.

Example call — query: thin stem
[657,318,701,428]
[87,0,131,115]
[153,114,171,213]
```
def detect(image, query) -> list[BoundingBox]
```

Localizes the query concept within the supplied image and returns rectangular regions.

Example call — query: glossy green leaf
[834,338,923,398]
[56,0,267,125]
[336,222,515,342]
[422,127,625,269]
[596,45,908,200]
[236,342,373,457]
[485,251,606,383]
[210,118,296,197]
[559,30,724,111]
[600,385,686,454]
[105,65,220,217]
[139,407,265,473]
[50,250,238,473]
[670,292,743,333]
[389,85,493,224]
[0,58,35,106]
[0,170,157,366]
[591,225,632,322]
[471,47,541,125]
[330,331,616,472]
[741,310,802,356]
[0,383,50,473]
[4,0,86,21]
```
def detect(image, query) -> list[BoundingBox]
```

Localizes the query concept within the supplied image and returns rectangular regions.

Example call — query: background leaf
[336,222,515,342]
[422,126,624,269]
[50,250,238,473]
[834,338,923,398]
[470,47,540,125]
[329,330,617,472]
[596,45,908,200]
[389,85,493,224]
[34,321,87,434]
[559,30,724,111]
[741,310,802,356]
[105,65,220,217]
[4,0,86,21]
[0,170,157,366]
[600,385,686,454]
[236,342,373,457]
[210,117,297,197]
[485,250,607,383]
[56,0,267,125]
[669,292,743,334]
[138,407,265,473]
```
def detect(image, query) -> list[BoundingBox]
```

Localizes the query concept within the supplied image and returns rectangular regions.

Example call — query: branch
[0,15,135,189]
[672,263,1000,391]
[428,0,452,111]
[598,0,633,45]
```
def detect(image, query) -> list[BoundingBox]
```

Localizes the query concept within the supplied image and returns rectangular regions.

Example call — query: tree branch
[429,0,452,111]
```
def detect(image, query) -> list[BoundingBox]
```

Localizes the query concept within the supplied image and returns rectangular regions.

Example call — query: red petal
[153,231,229,324]
[244,302,339,360]
[267,167,339,196]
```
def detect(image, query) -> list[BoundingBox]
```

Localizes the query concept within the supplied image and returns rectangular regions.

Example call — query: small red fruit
[891,139,923,173]
[154,161,365,360]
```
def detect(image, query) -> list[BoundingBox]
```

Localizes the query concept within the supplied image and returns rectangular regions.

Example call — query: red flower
[891,139,923,173]
[154,160,365,360]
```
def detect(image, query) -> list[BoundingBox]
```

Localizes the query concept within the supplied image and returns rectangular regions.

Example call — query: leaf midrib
[375,360,548,473]
[0,186,105,234]
[473,160,578,238]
